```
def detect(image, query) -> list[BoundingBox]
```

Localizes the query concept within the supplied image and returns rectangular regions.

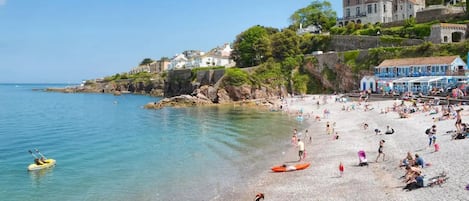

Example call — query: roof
[377,56,459,68]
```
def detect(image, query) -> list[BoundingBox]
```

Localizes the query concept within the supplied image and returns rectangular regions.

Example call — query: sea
[0,83,306,201]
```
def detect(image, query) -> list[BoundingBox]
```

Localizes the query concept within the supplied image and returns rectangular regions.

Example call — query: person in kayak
[34,158,44,165]
[34,157,49,165]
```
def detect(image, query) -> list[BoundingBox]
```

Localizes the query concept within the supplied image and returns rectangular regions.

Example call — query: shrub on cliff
[223,68,250,86]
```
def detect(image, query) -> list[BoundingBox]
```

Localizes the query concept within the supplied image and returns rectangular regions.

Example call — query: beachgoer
[291,134,297,146]
[334,132,339,140]
[297,139,305,161]
[363,123,369,130]
[426,125,437,147]
[34,158,44,165]
[385,125,395,134]
[404,165,422,185]
[374,128,381,135]
[455,108,463,133]
[339,162,344,177]
[401,152,415,167]
[326,122,331,135]
[254,193,264,201]
[304,129,312,143]
[375,140,385,162]
[415,154,425,168]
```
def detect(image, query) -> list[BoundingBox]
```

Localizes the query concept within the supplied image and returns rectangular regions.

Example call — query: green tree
[289,0,337,31]
[223,68,250,86]
[292,72,310,95]
[140,58,154,66]
[231,26,272,67]
[271,29,301,61]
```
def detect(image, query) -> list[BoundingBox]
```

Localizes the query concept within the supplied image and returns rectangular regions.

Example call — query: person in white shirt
[298,139,305,161]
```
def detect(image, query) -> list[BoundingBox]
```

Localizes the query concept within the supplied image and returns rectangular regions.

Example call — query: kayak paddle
[28,150,38,159]
[34,148,47,160]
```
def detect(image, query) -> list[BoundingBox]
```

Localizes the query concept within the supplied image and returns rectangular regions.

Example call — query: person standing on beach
[375,140,385,162]
[455,108,463,133]
[297,139,305,161]
[304,129,312,143]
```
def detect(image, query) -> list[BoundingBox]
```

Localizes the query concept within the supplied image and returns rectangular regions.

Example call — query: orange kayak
[271,163,310,172]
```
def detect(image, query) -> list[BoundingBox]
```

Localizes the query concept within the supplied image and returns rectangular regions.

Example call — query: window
[356,0,359,4]
[346,8,350,17]
[374,4,377,13]
[368,5,372,13]
[409,4,412,9]
[400,5,403,10]
[356,7,360,15]
[347,0,350,6]
[384,5,386,12]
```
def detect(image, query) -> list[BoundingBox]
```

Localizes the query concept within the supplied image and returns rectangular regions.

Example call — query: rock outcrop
[144,94,213,109]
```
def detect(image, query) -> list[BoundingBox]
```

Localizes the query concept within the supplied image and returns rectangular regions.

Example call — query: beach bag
[425,128,431,135]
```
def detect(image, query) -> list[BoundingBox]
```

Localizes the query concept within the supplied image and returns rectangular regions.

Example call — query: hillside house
[171,43,234,69]
[337,0,425,26]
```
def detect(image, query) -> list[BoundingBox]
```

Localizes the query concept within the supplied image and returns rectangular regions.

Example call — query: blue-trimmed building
[364,55,468,94]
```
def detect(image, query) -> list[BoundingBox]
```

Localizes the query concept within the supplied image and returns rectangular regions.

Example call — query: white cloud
[0,0,6,6]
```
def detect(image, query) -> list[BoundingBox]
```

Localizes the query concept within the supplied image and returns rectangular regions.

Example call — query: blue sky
[0,0,342,83]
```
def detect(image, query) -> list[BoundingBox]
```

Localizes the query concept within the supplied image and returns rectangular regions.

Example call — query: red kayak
[271,163,310,172]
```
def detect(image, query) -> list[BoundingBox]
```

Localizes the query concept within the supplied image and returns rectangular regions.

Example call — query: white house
[175,43,234,69]
[360,76,377,92]
[168,54,188,70]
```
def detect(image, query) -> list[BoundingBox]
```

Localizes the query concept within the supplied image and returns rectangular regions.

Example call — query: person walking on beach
[297,139,305,161]
[375,140,385,162]
[426,125,437,148]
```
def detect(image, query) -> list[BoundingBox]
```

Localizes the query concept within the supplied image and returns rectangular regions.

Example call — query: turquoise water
[0,84,302,201]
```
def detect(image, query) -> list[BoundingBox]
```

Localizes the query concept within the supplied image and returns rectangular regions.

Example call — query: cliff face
[47,80,165,96]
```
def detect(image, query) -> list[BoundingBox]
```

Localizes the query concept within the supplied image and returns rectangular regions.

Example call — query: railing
[374,70,466,78]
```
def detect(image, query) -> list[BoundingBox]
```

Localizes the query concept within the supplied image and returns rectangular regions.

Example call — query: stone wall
[381,6,466,28]
[330,35,424,51]
[416,6,465,23]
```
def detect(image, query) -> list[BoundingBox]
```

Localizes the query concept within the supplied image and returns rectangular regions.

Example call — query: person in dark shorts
[375,140,385,162]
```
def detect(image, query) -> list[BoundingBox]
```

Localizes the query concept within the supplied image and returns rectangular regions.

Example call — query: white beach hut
[360,76,377,92]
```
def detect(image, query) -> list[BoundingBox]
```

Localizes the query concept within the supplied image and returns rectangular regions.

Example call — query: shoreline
[228,95,469,201]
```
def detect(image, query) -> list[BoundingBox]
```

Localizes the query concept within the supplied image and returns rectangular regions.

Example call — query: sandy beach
[234,95,469,201]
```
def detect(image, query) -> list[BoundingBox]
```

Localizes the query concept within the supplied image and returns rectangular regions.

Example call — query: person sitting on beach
[404,165,422,184]
[374,128,381,135]
[415,154,425,168]
[401,152,415,167]
[385,125,395,135]
[254,193,264,201]
[363,123,369,130]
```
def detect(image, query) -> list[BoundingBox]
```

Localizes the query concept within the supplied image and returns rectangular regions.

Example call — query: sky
[0,0,342,83]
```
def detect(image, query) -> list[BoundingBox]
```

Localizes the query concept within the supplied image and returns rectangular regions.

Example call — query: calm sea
[0,84,304,201]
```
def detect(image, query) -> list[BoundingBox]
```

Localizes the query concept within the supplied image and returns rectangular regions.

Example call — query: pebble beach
[234,95,469,201]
